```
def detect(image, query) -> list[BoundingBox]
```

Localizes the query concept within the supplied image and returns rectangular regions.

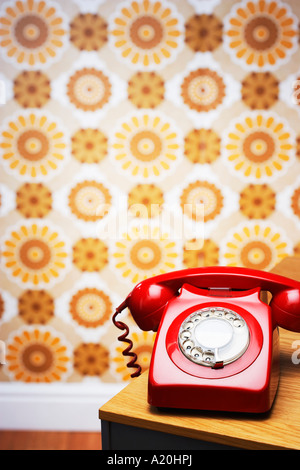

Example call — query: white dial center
[195,318,233,350]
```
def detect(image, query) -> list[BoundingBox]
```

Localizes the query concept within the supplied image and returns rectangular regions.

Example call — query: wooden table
[99,257,300,450]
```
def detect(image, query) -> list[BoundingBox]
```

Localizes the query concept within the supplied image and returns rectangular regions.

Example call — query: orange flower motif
[68,181,111,222]
[70,288,112,328]
[0,111,68,180]
[0,0,68,68]
[67,68,111,112]
[181,68,225,112]
[113,225,178,284]
[222,223,290,270]
[6,326,71,382]
[110,0,183,68]
[112,112,181,179]
[224,112,294,180]
[180,181,224,222]
[1,222,69,287]
[224,0,298,69]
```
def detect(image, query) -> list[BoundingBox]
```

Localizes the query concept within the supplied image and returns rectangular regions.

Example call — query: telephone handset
[113,266,300,413]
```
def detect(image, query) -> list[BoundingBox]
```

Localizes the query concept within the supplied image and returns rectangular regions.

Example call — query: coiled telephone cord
[112,300,142,378]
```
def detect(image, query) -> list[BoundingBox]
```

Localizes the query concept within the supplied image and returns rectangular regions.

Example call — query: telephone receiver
[113,266,300,412]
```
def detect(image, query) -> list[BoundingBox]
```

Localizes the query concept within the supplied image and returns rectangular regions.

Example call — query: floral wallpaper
[0,0,300,386]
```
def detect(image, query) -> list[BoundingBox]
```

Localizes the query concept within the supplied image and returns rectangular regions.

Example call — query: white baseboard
[0,382,125,431]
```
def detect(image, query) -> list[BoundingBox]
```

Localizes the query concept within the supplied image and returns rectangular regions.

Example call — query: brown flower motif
[16,183,52,218]
[70,13,108,51]
[185,14,223,52]
[239,184,276,219]
[73,238,108,272]
[183,239,219,268]
[73,343,109,376]
[296,136,300,159]
[291,187,300,219]
[18,290,54,324]
[71,128,108,163]
[14,71,51,108]
[242,72,279,109]
[128,183,164,218]
[294,242,300,257]
[184,128,221,164]
[128,72,165,108]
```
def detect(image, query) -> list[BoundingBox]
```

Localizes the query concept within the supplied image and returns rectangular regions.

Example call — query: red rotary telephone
[113,266,300,413]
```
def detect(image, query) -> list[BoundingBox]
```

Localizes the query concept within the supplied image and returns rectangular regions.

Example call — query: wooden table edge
[99,371,294,451]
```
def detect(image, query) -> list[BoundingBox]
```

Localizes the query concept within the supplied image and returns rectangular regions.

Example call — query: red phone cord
[112,300,142,378]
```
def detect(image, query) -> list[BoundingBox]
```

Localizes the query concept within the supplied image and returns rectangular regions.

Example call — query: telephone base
[147,286,280,414]
[148,372,279,414]
[148,325,280,413]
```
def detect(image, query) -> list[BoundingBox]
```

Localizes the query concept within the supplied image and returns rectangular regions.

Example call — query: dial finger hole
[184,321,194,330]
[191,347,203,360]
[233,318,244,328]
[180,330,192,340]
[183,340,194,351]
